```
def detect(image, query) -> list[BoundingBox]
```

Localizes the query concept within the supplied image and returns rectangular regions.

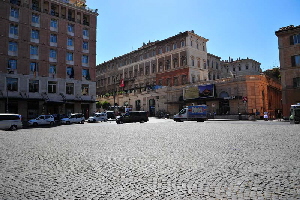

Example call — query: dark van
[106,111,116,119]
[116,111,148,124]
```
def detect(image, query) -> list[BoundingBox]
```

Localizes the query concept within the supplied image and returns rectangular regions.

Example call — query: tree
[102,101,111,110]
[96,101,102,109]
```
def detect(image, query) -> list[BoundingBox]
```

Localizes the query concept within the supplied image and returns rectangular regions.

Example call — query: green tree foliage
[96,101,102,109]
[102,101,111,110]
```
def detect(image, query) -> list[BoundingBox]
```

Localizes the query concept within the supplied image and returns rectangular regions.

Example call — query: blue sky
[86,0,300,71]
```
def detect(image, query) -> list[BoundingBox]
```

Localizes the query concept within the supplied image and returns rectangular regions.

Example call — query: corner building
[0,0,98,119]
[275,25,300,118]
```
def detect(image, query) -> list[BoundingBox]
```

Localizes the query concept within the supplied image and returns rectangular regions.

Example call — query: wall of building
[0,0,98,119]
[275,25,300,117]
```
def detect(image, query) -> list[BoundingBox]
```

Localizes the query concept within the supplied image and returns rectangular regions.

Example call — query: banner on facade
[198,84,214,97]
[183,84,215,100]
[119,79,125,87]
[183,86,199,100]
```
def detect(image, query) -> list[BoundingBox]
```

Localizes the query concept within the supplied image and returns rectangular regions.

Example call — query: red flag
[119,79,125,87]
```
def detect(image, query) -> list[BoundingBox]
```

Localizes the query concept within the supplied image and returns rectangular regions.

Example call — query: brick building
[0,0,98,119]
[275,25,300,118]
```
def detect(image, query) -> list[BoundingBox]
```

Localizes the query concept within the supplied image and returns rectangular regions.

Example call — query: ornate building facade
[0,0,98,119]
[96,31,281,119]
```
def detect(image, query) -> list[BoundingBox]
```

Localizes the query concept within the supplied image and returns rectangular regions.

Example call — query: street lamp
[113,76,119,115]
[6,85,9,113]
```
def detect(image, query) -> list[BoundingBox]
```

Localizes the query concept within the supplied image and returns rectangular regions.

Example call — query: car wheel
[140,120,144,123]
[66,121,70,125]
[50,121,54,126]
[81,120,85,124]
[33,122,38,127]
[9,125,17,131]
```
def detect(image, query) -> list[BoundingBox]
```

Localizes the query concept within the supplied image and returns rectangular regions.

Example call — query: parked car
[88,112,107,123]
[0,113,23,131]
[106,111,116,120]
[60,113,85,124]
[116,111,149,124]
[28,115,55,126]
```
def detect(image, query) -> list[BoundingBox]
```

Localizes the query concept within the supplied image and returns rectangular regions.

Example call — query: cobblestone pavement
[0,119,299,199]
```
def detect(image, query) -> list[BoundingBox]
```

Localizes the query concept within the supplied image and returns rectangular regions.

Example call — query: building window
[181,41,185,47]
[49,64,56,74]
[29,79,39,93]
[49,49,57,59]
[233,67,236,71]
[31,29,39,39]
[66,83,74,95]
[6,77,18,91]
[9,24,18,36]
[67,67,74,78]
[197,43,199,49]
[82,55,89,64]
[239,66,241,71]
[158,79,162,85]
[30,45,38,55]
[216,62,219,69]
[174,77,178,86]
[9,41,18,53]
[246,65,249,69]
[167,78,172,86]
[182,75,187,84]
[293,77,300,88]
[191,58,194,66]
[67,38,73,46]
[158,48,162,54]
[290,34,300,45]
[32,14,39,24]
[30,62,38,73]
[82,69,90,80]
[83,41,89,50]
[207,59,210,67]
[291,55,300,67]
[10,7,19,18]
[66,52,73,61]
[166,46,170,52]
[81,84,89,95]
[68,24,74,33]
[48,81,57,93]
[83,28,89,38]
[191,41,193,46]
[50,34,57,43]
[8,59,17,70]
[152,50,156,56]
[50,19,58,28]
[173,43,177,50]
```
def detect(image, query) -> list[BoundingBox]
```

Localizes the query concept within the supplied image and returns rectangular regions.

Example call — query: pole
[113,77,116,114]
[6,86,9,113]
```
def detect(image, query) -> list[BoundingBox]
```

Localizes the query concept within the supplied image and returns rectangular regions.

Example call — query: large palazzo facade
[96,31,281,119]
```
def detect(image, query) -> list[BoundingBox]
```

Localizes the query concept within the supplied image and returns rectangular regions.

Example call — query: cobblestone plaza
[0,119,299,199]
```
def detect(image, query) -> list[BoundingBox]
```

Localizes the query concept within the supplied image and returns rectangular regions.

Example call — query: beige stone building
[275,25,300,118]
[96,31,281,119]
[0,0,98,119]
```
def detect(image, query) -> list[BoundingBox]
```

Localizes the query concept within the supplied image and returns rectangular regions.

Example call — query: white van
[88,112,107,123]
[0,113,23,131]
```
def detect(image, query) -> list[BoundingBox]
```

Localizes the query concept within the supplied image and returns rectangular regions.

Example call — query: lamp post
[113,76,119,115]
[6,86,9,113]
